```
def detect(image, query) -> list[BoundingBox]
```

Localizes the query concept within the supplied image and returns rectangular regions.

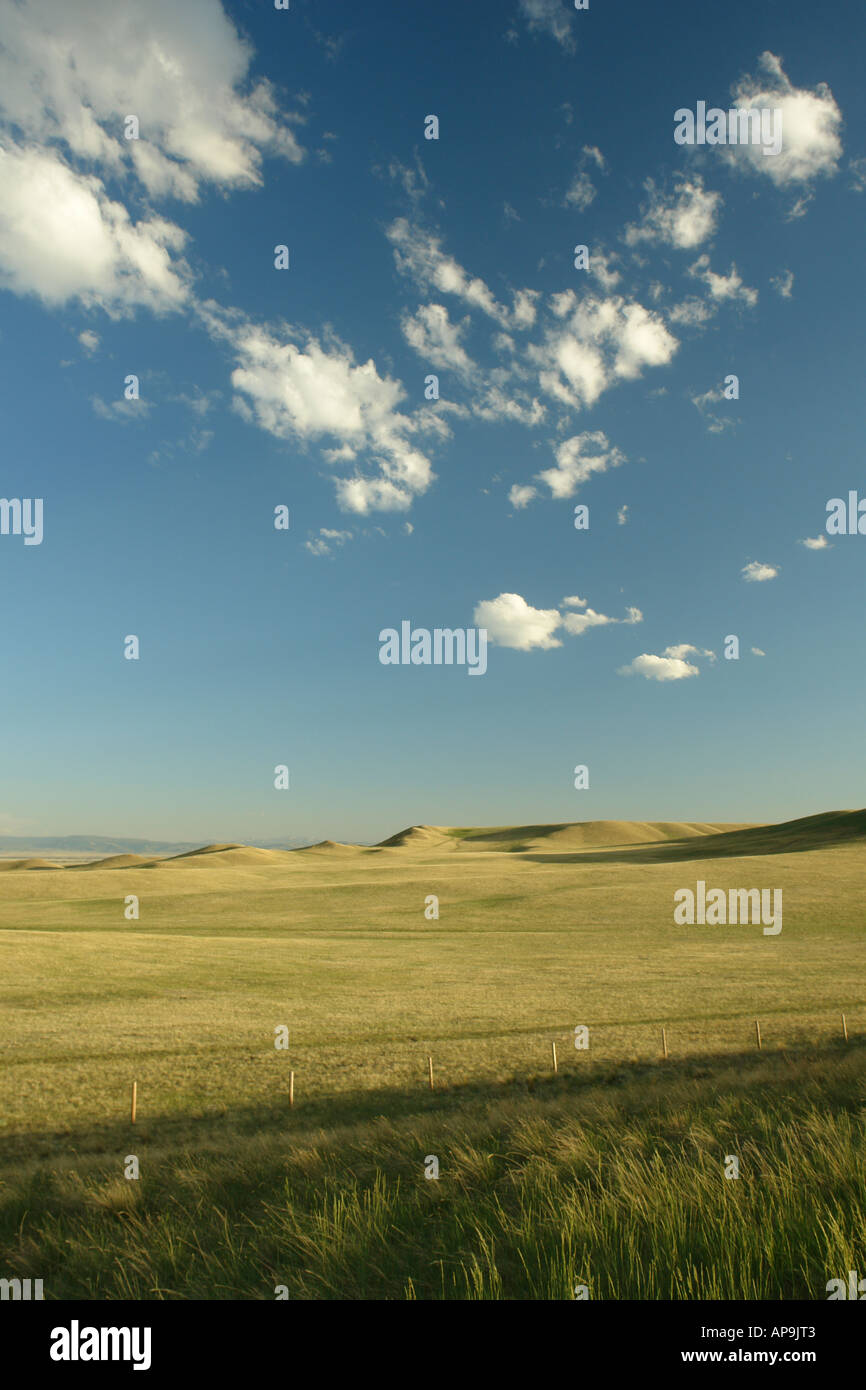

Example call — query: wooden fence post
[662,1027,668,1059]
[427,1055,434,1091]
[551,1041,558,1074]
[755,1019,762,1050]
[130,1081,137,1124]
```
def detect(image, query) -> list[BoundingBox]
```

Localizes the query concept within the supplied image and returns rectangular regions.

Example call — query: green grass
[1,824,864,1298]
[1,1044,863,1299]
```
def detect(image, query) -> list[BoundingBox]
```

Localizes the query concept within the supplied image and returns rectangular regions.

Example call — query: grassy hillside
[1,814,864,1298]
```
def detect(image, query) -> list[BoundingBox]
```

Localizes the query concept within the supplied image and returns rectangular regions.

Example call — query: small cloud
[689,254,758,307]
[305,528,352,557]
[78,330,100,354]
[624,176,721,250]
[618,644,702,682]
[509,484,538,509]
[751,647,766,656]
[473,592,562,650]
[692,385,736,433]
[563,147,607,212]
[849,157,866,193]
[617,504,629,525]
[770,269,794,298]
[560,596,642,636]
[800,534,829,550]
[91,394,153,423]
[404,521,414,535]
[742,560,778,582]
[517,0,576,51]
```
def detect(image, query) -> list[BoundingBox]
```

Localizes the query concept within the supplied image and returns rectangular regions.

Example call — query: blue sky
[1,0,864,843]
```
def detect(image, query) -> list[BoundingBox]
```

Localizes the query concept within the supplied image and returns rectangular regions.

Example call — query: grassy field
[1,812,864,1298]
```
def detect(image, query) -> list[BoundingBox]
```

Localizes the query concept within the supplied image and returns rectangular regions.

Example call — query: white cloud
[667,297,716,327]
[560,596,642,635]
[751,647,766,656]
[473,593,562,650]
[849,158,866,193]
[617,504,629,525]
[770,269,794,298]
[305,528,352,556]
[221,321,436,514]
[512,288,540,328]
[692,386,736,434]
[401,303,475,376]
[618,645,702,681]
[529,293,678,410]
[800,535,829,550]
[0,0,304,205]
[78,329,100,353]
[509,484,538,509]
[689,254,758,308]
[91,394,153,422]
[536,430,626,500]
[388,219,511,326]
[518,0,575,51]
[742,560,778,582]
[624,177,721,250]
[0,143,192,314]
[589,249,622,291]
[724,52,843,189]
[564,147,606,210]
[473,386,545,426]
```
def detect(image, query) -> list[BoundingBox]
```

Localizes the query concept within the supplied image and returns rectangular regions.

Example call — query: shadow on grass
[2,1033,863,1168]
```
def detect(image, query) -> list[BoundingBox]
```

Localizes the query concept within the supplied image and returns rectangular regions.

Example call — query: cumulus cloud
[218,319,437,513]
[689,254,758,308]
[78,330,100,353]
[388,219,512,326]
[800,535,829,550]
[617,504,629,525]
[509,484,538,509]
[400,303,475,377]
[535,430,626,499]
[770,269,794,298]
[742,560,778,582]
[624,177,721,250]
[0,0,304,203]
[724,52,843,189]
[529,292,678,410]
[473,593,563,650]
[0,143,192,314]
[560,595,642,635]
[618,645,702,681]
[751,647,766,656]
[472,591,643,650]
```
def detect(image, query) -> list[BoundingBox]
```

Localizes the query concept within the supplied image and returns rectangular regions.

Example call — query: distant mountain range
[0,834,319,855]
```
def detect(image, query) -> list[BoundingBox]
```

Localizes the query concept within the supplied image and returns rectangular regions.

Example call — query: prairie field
[0,812,864,1299]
